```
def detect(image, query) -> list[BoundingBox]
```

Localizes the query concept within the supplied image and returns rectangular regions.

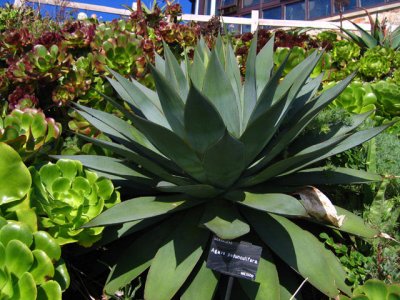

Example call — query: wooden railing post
[251,10,259,32]
[14,0,23,7]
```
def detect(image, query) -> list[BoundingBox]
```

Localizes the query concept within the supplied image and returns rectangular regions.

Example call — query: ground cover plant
[0,2,399,299]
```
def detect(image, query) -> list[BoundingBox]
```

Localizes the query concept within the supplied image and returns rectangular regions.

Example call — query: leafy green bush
[29,159,120,247]
[63,36,391,299]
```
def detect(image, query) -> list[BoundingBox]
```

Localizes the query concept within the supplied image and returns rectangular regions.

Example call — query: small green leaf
[13,272,37,300]
[33,231,61,261]
[29,250,55,285]
[5,239,33,277]
[0,222,33,247]
[36,281,62,300]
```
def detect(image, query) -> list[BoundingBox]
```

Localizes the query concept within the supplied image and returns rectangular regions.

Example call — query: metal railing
[14,0,370,32]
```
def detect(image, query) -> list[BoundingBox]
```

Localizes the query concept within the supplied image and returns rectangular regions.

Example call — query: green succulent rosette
[359,47,394,79]
[328,81,377,115]
[0,108,61,162]
[273,46,307,75]
[371,80,400,117]
[0,217,70,300]
[339,279,400,300]
[29,159,120,247]
[332,40,360,64]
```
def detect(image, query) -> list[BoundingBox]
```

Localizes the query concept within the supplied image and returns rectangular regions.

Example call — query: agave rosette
[60,36,390,299]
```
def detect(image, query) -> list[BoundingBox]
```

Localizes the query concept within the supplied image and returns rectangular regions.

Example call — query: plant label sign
[206,236,262,281]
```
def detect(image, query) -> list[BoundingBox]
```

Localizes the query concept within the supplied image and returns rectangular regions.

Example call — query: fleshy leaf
[144,209,209,300]
[200,200,250,239]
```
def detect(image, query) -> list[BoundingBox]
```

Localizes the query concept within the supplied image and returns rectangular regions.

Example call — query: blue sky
[0,0,193,21]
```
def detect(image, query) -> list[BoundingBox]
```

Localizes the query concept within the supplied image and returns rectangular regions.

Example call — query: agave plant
[60,36,392,299]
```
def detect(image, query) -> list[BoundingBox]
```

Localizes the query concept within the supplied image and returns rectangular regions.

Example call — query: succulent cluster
[0,217,69,300]
[359,47,394,79]
[329,81,377,115]
[0,108,61,162]
[29,159,120,247]
[339,279,400,300]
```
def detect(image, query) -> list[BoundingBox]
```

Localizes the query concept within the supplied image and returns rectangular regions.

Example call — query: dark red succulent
[8,85,38,109]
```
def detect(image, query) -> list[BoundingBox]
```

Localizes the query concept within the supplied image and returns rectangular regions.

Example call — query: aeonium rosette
[29,159,120,247]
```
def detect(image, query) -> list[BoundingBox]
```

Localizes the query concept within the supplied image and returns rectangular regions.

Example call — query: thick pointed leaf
[240,248,280,300]
[250,53,289,123]
[181,260,219,300]
[97,92,187,174]
[190,50,207,91]
[274,51,319,106]
[203,131,245,188]
[241,90,291,165]
[163,42,189,101]
[256,35,275,98]
[351,21,378,48]
[83,195,203,227]
[106,69,168,128]
[184,84,226,154]
[75,134,189,185]
[54,155,155,186]
[225,42,242,124]
[149,64,185,137]
[244,209,344,298]
[290,123,395,173]
[105,216,181,294]
[333,206,379,238]
[230,192,307,217]
[122,111,207,182]
[157,182,222,198]
[200,200,250,239]
[248,74,356,174]
[144,209,209,300]
[241,135,347,187]
[214,35,226,66]
[155,52,166,75]
[275,167,382,185]
[242,33,258,127]
[203,50,240,136]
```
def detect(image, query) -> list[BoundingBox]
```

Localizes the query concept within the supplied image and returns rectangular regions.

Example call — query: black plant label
[206,236,262,281]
